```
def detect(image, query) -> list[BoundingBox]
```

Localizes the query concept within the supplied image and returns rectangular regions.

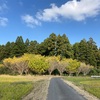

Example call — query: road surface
[47,78,86,100]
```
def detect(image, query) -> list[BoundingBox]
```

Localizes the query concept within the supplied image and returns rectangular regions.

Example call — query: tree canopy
[0,33,100,74]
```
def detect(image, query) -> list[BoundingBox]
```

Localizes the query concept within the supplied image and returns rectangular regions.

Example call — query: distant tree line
[0,33,100,75]
[2,54,93,76]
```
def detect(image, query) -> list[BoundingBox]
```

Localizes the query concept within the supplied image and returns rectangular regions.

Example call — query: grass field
[63,76,100,99]
[0,75,49,100]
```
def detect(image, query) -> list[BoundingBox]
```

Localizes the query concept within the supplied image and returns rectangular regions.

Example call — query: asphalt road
[47,78,86,100]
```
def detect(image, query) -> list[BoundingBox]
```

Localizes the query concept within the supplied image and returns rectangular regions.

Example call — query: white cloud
[0,3,8,13]
[0,17,8,27]
[21,14,41,28]
[0,3,8,27]
[36,3,60,22]
[36,0,100,21]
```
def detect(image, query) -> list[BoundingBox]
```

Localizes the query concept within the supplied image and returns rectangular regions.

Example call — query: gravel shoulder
[22,77,51,100]
[63,79,99,100]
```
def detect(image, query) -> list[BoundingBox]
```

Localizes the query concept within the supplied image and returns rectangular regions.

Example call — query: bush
[90,68,100,75]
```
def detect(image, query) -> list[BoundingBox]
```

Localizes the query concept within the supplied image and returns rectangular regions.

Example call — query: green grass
[0,75,34,100]
[63,76,100,99]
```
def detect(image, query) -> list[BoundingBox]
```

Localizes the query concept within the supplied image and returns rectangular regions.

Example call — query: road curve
[47,78,86,100]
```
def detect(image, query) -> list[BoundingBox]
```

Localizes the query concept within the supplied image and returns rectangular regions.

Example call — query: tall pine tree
[11,36,26,57]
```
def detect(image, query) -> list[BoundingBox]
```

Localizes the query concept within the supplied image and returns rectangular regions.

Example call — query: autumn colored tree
[47,56,59,75]
[0,34,100,76]
[66,59,80,76]
[78,63,93,76]
[28,55,49,74]
[3,54,29,75]
[58,60,68,75]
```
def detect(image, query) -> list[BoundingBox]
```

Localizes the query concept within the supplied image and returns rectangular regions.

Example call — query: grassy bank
[63,76,100,99]
[0,75,49,100]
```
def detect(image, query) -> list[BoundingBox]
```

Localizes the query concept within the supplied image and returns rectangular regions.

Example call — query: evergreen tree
[87,38,98,66]
[78,39,88,63]
[11,36,26,57]
[73,43,80,59]
[56,34,73,59]
[47,33,57,56]
[27,40,39,54]
[73,38,98,67]
[25,38,30,47]
[38,33,57,56]
[25,38,30,52]
[4,42,12,58]
[0,45,5,61]
[39,33,73,58]
[96,49,100,68]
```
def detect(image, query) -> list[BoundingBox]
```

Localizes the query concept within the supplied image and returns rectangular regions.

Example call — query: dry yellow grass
[0,75,51,82]
[0,75,51,100]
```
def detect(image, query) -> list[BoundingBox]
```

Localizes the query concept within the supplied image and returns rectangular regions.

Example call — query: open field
[63,76,100,99]
[0,75,50,100]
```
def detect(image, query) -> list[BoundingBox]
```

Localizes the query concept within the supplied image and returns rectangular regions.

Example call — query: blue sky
[0,0,100,47]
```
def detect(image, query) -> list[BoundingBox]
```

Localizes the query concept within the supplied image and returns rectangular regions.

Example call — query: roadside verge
[22,76,51,100]
[62,79,99,100]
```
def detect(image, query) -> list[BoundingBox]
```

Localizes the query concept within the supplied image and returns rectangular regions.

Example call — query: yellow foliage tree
[78,63,93,76]
[3,54,29,75]
[28,55,49,74]
[66,59,80,76]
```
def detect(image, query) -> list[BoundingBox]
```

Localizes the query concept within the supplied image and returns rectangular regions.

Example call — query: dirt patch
[63,79,99,100]
[22,77,51,100]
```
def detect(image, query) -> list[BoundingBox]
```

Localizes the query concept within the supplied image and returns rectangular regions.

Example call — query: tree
[28,55,49,74]
[4,42,12,58]
[27,40,39,54]
[0,45,6,60]
[48,33,57,56]
[3,54,29,75]
[73,43,80,59]
[25,38,30,47]
[78,39,88,62]
[47,56,59,75]
[11,36,26,57]
[25,38,30,52]
[78,63,93,76]
[66,59,80,76]
[73,38,99,67]
[95,50,100,69]
[38,33,57,56]
[87,38,98,66]
[58,60,68,75]
[38,33,73,58]
[56,34,73,59]
[47,56,69,75]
